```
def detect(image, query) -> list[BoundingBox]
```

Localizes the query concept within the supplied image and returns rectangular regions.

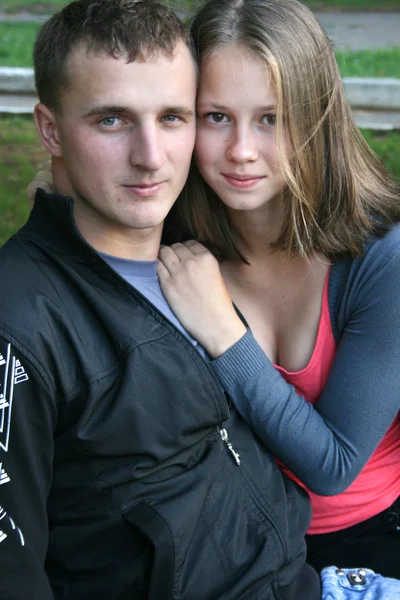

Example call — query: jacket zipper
[218,425,241,466]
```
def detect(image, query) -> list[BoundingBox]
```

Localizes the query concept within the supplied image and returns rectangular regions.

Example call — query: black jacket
[0,191,319,600]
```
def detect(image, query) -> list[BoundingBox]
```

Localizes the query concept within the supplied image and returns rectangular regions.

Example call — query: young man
[0,1,320,598]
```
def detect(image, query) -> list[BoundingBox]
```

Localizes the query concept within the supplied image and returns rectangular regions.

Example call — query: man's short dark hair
[34,0,196,111]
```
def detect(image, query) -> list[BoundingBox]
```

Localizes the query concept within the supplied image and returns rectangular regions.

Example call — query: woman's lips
[222,174,265,189]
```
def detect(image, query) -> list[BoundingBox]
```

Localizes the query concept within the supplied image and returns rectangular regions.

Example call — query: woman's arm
[158,237,400,495]
[158,241,247,356]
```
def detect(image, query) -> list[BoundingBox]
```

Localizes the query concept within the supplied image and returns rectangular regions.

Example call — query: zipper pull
[219,427,241,466]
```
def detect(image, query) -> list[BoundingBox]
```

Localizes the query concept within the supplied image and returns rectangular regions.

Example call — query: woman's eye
[206,112,228,124]
[261,114,276,126]
[100,116,122,127]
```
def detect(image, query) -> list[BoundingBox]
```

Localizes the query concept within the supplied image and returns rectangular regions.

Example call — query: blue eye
[100,116,121,127]
[162,115,180,122]
[205,112,229,124]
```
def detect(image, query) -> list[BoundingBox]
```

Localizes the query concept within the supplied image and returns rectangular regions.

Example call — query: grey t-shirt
[100,252,206,359]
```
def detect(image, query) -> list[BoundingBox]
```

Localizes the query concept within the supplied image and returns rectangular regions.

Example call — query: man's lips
[222,174,265,189]
[123,181,166,197]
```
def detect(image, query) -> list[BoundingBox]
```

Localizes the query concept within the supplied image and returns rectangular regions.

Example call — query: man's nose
[129,124,166,171]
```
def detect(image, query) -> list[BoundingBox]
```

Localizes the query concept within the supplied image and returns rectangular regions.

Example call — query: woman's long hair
[165,0,400,261]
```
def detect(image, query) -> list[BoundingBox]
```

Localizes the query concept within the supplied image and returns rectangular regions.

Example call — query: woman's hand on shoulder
[26,160,55,208]
[158,241,246,358]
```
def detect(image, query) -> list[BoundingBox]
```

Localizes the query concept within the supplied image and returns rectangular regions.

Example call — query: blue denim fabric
[321,567,400,599]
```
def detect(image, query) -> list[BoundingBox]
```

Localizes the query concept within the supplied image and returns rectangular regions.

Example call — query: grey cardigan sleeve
[211,229,400,496]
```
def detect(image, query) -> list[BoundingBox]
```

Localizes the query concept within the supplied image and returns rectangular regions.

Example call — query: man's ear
[34,103,63,157]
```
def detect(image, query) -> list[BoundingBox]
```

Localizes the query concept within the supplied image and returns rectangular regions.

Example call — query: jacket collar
[19,189,101,260]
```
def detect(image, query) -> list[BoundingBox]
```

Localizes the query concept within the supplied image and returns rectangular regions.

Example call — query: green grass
[362,130,400,178]
[0,115,48,245]
[336,48,400,78]
[2,0,399,13]
[2,0,69,13]
[0,115,399,247]
[0,22,41,67]
[0,0,199,13]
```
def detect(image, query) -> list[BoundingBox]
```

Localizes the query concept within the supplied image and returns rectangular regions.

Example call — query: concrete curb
[344,78,400,110]
[1,67,399,109]
[0,67,35,94]
[1,68,400,129]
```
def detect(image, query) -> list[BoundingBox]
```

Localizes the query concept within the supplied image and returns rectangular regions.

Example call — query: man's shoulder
[0,234,60,337]
[0,234,48,295]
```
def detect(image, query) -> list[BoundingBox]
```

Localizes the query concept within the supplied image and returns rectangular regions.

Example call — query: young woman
[27,0,400,580]
[156,0,400,578]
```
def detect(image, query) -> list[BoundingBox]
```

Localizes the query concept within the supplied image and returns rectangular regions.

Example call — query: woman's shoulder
[332,223,400,277]
[366,222,400,253]
[329,224,400,339]
[359,224,400,277]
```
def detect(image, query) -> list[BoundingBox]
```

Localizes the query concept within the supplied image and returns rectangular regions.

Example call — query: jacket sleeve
[0,336,56,598]
[211,238,400,496]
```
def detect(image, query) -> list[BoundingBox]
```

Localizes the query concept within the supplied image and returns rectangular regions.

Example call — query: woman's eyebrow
[197,102,276,111]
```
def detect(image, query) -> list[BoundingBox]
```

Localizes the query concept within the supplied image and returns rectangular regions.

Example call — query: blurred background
[1,0,399,246]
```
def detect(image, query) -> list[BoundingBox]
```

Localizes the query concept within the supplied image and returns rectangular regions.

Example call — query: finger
[182,240,209,255]
[38,182,53,193]
[158,245,181,274]
[156,258,171,282]
[41,159,52,173]
[36,169,54,185]
[26,177,53,194]
[26,181,36,208]
[26,180,52,207]
[170,242,200,261]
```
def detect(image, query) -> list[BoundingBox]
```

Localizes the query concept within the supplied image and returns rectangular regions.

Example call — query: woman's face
[195,44,287,218]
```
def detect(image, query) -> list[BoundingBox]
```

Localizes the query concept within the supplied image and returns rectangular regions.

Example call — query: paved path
[0,11,48,22]
[316,12,400,50]
[0,93,36,113]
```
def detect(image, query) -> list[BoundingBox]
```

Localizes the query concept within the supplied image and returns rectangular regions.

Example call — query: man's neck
[53,161,163,261]
[76,216,163,261]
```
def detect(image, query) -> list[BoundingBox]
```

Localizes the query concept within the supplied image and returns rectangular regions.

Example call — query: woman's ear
[34,103,63,157]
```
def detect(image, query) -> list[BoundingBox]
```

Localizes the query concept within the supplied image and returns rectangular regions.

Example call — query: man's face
[47,42,197,254]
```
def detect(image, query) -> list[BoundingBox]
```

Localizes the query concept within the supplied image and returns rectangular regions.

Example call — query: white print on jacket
[0,462,10,485]
[0,505,25,546]
[0,343,29,453]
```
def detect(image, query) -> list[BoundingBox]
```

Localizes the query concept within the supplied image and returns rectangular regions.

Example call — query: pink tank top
[275,271,400,533]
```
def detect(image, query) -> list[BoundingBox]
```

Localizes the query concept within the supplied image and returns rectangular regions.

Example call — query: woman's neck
[227,199,283,260]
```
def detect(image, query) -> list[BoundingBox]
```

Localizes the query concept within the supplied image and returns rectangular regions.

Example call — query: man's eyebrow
[82,105,130,118]
[82,105,195,118]
[162,106,195,116]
